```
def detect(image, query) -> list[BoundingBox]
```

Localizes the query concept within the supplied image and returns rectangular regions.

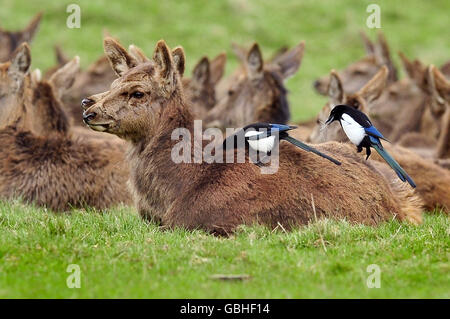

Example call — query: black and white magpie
[324,104,416,188]
[222,123,341,165]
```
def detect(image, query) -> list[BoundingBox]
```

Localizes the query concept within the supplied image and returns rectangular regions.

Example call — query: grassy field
[0,0,449,298]
[1,200,449,298]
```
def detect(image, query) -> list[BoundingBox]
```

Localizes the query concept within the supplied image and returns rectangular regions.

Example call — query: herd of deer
[0,13,449,235]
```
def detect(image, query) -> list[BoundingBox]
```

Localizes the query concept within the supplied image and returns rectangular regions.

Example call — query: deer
[313,31,397,96]
[0,43,131,211]
[182,53,226,119]
[308,66,450,211]
[203,41,305,130]
[0,12,42,62]
[81,37,423,235]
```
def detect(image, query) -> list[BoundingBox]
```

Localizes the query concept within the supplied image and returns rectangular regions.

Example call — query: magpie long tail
[283,135,341,165]
[372,144,416,188]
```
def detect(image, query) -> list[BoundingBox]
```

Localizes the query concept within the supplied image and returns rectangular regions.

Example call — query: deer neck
[128,91,201,211]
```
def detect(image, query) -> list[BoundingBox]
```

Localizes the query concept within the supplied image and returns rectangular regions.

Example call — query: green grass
[0,200,448,298]
[0,0,449,298]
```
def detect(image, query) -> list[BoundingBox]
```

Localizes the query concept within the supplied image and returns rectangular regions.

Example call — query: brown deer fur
[82,38,423,234]
[313,32,397,95]
[0,44,131,211]
[308,66,450,211]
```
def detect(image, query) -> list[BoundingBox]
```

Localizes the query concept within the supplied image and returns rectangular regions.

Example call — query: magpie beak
[324,114,334,126]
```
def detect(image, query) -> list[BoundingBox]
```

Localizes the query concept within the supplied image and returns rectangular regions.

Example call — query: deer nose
[81,98,95,109]
[83,111,97,124]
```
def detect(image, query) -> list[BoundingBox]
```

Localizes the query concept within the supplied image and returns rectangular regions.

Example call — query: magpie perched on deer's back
[325,104,416,188]
[223,122,341,165]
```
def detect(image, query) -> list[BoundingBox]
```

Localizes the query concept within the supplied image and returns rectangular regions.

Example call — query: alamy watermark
[366,4,381,29]
[366,264,381,288]
[66,4,81,29]
[66,264,81,288]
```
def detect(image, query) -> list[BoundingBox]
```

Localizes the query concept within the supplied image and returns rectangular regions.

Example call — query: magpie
[222,123,341,166]
[324,104,416,188]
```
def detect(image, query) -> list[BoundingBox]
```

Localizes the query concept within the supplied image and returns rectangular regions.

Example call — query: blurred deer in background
[0,43,131,211]
[0,12,42,62]
[182,53,226,119]
[313,32,397,96]
[204,42,305,130]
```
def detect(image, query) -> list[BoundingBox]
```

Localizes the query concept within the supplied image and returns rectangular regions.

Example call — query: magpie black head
[325,104,372,127]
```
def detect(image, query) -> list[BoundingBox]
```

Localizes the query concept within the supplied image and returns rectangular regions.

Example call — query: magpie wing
[365,125,389,142]
[222,129,246,150]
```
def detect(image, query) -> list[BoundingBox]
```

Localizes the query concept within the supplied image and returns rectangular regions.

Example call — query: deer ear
[399,51,415,78]
[128,44,149,64]
[360,31,375,55]
[357,66,387,103]
[399,52,427,90]
[209,53,226,85]
[49,56,80,99]
[328,70,344,106]
[374,32,397,81]
[430,65,450,101]
[172,47,185,77]
[192,57,210,85]
[272,41,305,80]
[9,43,31,77]
[104,37,138,77]
[54,45,69,65]
[247,43,263,79]
[20,12,42,43]
[31,68,42,84]
[153,40,173,79]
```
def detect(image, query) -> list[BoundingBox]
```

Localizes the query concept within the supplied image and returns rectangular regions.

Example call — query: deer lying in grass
[81,38,423,235]
[0,44,131,211]
[204,42,305,130]
[313,31,397,96]
[0,12,42,62]
[308,66,450,211]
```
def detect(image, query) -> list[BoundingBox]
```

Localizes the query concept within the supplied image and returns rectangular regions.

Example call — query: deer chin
[88,123,112,132]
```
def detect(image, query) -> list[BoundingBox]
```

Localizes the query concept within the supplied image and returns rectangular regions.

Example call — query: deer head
[313,32,397,95]
[182,53,226,118]
[0,13,42,62]
[205,41,304,129]
[26,56,80,136]
[83,38,186,142]
[0,43,31,129]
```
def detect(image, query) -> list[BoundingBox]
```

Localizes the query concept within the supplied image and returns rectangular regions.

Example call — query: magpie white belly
[247,135,276,153]
[340,114,366,146]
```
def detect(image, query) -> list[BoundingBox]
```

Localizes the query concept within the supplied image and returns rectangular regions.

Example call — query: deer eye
[131,91,144,99]
[353,70,366,76]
